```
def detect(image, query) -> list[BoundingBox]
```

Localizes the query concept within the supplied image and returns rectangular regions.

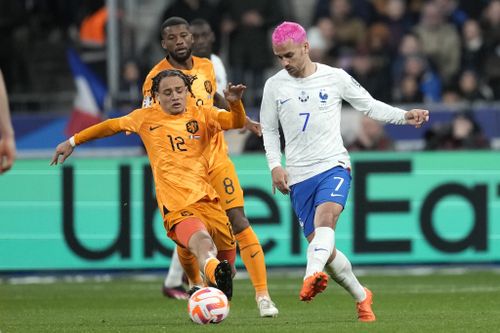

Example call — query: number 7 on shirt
[299,112,310,132]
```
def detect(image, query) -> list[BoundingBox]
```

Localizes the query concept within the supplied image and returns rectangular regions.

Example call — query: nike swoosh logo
[331,193,344,197]
[225,198,236,204]
[314,248,328,252]
[149,125,162,131]
[279,98,291,105]
[250,251,260,258]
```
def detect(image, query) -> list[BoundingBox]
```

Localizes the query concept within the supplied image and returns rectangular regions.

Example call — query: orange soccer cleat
[356,287,376,322]
[299,272,329,301]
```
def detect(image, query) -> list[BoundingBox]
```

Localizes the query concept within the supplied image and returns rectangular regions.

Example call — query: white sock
[325,249,366,302]
[164,247,184,288]
[305,227,335,278]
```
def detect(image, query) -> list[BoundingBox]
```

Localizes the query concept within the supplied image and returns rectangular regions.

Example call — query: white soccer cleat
[257,296,279,318]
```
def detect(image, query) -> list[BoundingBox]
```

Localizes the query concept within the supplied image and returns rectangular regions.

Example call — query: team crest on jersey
[298,90,309,103]
[204,80,213,94]
[186,120,199,134]
[319,89,328,103]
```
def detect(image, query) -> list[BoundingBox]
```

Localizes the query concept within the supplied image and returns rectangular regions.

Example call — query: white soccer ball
[187,287,230,324]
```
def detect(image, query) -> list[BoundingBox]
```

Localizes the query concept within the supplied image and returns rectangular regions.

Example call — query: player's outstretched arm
[405,109,430,128]
[50,118,126,166]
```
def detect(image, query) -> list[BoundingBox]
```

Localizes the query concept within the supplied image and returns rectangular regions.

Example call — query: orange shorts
[209,156,244,211]
[165,198,236,251]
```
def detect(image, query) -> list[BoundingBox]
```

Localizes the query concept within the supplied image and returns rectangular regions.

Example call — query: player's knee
[189,230,217,256]
[327,248,337,264]
[315,214,338,229]
[226,207,250,234]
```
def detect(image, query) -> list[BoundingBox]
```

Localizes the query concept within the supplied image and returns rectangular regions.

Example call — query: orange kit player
[142,17,278,317]
[51,69,248,299]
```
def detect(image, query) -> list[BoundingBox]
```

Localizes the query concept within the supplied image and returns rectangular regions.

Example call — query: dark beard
[168,49,192,63]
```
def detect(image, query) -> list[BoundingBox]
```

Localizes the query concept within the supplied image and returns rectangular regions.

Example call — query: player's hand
[0,135,16,174]
[50,140,74,165]
[271,166,290,195]
[224,83,246,103]
[405,109,430,128]
[242,116,262,137]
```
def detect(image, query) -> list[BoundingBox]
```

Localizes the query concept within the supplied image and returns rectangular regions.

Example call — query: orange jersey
[74,102,245,214]
[142,56,228,171]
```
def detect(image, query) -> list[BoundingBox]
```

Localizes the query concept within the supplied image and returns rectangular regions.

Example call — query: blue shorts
[290,166,351,237]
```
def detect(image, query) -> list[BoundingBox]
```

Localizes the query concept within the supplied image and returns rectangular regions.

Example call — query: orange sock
[176,245,203,286]
[236,226,268,297]
[204,258,219,286]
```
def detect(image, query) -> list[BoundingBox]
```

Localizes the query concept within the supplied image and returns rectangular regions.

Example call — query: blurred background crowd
[1,0,499,152]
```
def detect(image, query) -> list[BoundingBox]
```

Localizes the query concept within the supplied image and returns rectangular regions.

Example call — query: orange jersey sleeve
[74,109,145,145]
[210,100,246,130]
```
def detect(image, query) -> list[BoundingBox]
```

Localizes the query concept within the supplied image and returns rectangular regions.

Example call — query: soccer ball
[187,287,229,324]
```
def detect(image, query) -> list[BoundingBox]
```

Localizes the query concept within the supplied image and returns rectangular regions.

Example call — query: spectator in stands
[392,33,423,83]
[313,0,375,26]
[400,54,442,102]
[77,0,107,83]
[327,0,367,53]
[414,1,461,85]
[351,52,391,103]
[307,17,337,64]
[379,0,414,54]
[441,88,462,105]
[435,0,468,30]
[220,0,285,106]
[119,59,143,108]
[397,75,424,103]
[457,69,493,102]
[347,116,395,151]
[481,0,500,98]
[461,19,487,74]
[361,23,393,102]
[0,69,15,174]
[424,111,490,150]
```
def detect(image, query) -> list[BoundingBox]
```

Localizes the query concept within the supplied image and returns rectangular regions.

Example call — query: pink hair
[272,21,307,46]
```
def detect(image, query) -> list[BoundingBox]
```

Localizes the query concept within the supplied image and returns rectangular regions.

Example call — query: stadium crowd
[0,0,498,150]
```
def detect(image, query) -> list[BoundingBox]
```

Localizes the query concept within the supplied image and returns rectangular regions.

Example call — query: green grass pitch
[1,270,500,332]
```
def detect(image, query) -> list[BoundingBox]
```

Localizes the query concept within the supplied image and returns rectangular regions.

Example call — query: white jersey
[210,54,228,96]
[260,63,407,186]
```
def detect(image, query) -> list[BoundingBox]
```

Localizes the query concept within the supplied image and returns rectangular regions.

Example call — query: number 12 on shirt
[299,112,310,132]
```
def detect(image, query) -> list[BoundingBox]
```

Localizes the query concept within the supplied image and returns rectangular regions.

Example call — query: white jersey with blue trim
[260,63,408,186]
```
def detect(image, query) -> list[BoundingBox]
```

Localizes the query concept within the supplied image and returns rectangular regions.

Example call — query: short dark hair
[190,18,211,28]
[160,16,189,35]
[151,69,196,99]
